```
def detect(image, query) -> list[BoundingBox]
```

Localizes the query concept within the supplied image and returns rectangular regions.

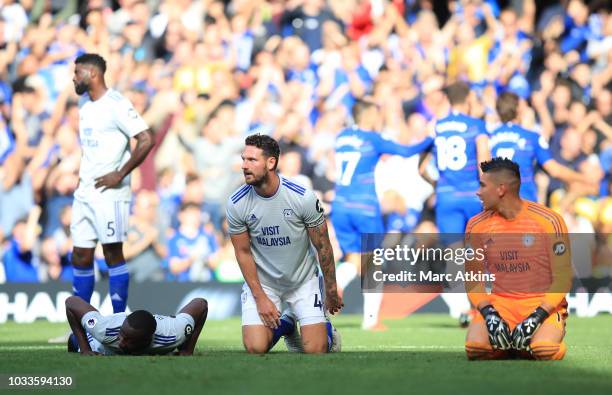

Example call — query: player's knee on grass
[465,319,508,360]
[242,327,273,354]
[243,339,270,354]
[530,341,566,361]
[301,337,327,354]
[465,341,508,360]
[300,325,328,354]
[529,317,566,360]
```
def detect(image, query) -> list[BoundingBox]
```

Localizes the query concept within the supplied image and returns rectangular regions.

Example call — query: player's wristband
[479,305,498,318]
[531,307,550,323]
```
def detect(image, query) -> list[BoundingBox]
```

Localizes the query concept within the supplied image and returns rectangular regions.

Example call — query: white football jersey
[75,89,148,202]
[226,176,325,291]
[81,311,195,355]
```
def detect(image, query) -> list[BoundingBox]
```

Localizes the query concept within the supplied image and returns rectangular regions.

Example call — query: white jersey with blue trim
[75,88,148,203]
[226,175,325,291]
[81,311,195,355]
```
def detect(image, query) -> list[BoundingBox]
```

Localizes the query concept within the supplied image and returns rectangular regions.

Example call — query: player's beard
[244,170,267,187]
[74,81,89,95]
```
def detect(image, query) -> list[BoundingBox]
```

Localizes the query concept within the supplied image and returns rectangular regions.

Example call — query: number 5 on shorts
[107,221,115,237]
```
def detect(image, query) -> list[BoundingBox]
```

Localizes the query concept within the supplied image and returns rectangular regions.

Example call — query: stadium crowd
[0,0,610,284]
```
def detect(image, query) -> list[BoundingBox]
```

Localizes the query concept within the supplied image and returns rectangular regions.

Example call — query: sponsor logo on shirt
[553,241,567,256]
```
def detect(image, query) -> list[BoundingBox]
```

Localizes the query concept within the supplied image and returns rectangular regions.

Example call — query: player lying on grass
[65,295,207,356]
[464,158,572,360]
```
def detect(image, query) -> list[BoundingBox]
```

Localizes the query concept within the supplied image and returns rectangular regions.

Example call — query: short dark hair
[126,310,156,336]
[179,201,201,212]
[496,92,519,123]
[245,134,280,170]
[351,98,376,123]
[75,53,107,74]
[444,81,471,105]
[185,173,201,185]
[480,157,521,184]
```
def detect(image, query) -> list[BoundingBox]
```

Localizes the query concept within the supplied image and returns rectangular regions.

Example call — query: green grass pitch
[1,314,611,395]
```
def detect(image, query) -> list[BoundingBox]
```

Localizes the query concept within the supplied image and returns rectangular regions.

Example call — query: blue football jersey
[433,111,487,197]
[333,126,433,214]
[489,122,552,202]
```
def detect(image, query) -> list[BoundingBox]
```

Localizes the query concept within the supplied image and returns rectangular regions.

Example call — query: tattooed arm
[307,221,343,314]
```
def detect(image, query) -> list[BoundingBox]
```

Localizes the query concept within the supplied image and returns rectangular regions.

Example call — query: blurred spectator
[281,0,341,52]
[2,206,41,283]
[164,202,218,282]
[0,0,610,285]
[40,204,73,282]
[124,190,166,282]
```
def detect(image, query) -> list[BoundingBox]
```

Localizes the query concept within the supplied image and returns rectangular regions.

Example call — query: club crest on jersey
[523,234,535,247]
[248,214,257,223]
[86,317,97,328]
[283,209,294,218]
[185,324,193,337]
[553,241,567,256]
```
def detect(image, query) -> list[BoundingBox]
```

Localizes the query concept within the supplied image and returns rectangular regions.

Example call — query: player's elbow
[145,133,155,151]
[65,295,79,310]
[192,298,208,315]
[138,129,155,151]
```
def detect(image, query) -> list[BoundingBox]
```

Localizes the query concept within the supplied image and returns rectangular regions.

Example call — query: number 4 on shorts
[313,293,323,309]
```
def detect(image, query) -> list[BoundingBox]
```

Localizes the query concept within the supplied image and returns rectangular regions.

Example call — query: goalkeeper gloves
[511,307,549,351]
[479,305,511,350]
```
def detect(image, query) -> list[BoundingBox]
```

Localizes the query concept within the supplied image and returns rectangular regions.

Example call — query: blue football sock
[270,317,295,348]
[72,266,95,302]
[108,262,129,313]
[326,321,334,352]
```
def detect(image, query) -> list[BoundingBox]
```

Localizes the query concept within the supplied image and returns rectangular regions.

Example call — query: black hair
[496,92,519,123]
[74,53,107,74]
[444,81,471,105]
[126,310,156,336]
[351,99,377,124]
[179,201,201,212]
[245,134,280,170]
[480,157,521,182]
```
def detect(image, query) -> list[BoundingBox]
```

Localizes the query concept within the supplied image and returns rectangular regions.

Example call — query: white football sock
[441,293,471,318]
[362,292,383,329]
[336,261,358,291]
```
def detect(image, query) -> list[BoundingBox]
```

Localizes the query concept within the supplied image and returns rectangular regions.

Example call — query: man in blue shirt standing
[490,92,586,203]
[432,81,490,236]
[332,98,433,330]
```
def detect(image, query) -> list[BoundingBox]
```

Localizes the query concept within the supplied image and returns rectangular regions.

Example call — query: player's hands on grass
[511,307,549,351]
[95,170,125,191]
[325,286,343,315]
[480,305,512,350]
[256,295,280,329]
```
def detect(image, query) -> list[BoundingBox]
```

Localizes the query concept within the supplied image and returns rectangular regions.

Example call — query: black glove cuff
[532,307,550,322]
[479,304,497,318]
